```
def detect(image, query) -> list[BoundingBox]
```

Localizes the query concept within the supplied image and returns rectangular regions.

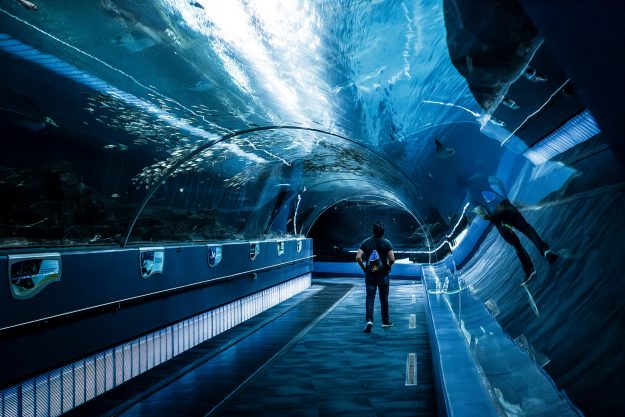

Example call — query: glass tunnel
[0,1,624,416]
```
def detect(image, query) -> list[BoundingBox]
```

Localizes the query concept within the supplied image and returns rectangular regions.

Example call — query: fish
[1,104,57,132]
[103,143,127,151]
[44,116,59,127]
[524,66,548,83]
[16,0,37,11]
[15,115,57,132]
[434,138,455,158]
[502,97,520,110]
[113,27,160,52]
[182,78,214,92]
[489,118,505,127]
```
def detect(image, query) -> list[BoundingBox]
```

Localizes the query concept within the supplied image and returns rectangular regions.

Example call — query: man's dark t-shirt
[360,237,393,276]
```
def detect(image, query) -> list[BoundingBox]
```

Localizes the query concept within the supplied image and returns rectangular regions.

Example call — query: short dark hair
[373,222,385,238]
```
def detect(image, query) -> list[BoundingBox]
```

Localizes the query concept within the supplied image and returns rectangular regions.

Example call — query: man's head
[373,222,385,238]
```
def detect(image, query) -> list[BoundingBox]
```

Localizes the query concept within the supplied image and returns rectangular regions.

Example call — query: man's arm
[356,249,366,272]
[473,205,490,220]
[386,249,395,271]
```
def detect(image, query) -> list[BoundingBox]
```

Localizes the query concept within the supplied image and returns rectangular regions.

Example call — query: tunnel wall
[455,146,625,415]
[0,239,312,388]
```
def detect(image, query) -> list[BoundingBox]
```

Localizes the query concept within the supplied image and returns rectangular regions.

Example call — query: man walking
[356,222,395,333]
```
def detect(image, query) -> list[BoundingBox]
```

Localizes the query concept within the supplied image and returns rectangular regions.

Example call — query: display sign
[8,253,61,300]
[207,245,223,267]
[250,242,260,261]
[139,248,165,278]
[277,240,285,256]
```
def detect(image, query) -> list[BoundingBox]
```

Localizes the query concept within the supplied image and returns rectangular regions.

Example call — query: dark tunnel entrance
[307,198,425,262]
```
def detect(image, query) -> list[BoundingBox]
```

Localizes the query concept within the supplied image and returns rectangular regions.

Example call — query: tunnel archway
[307,196,427,262]
[124,125,429,247]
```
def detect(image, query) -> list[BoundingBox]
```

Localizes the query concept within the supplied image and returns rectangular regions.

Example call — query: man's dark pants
[490,200,548,276]
[365,274,390,324]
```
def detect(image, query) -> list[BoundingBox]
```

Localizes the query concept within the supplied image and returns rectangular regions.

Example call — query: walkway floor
[67,278,436,417]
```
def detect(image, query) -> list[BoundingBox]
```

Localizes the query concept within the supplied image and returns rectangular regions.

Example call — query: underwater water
[1,1,624,416]
[0,0,500,248]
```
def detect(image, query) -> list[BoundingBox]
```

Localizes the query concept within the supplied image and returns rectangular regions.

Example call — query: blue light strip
[0,275,311,417]
[0,33,217,141]
[524,110,601,165]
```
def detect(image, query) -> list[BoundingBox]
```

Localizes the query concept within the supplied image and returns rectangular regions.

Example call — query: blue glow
[524,110,601,164]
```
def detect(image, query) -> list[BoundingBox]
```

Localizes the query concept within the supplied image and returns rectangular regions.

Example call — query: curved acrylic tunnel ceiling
[0,0,500,249]
[127,127,426,244]
[0,0,608,250]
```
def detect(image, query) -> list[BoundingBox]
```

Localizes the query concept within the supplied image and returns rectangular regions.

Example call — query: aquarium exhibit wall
[1,0,624,416]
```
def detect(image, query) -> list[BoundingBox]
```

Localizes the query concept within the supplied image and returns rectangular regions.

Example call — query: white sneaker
[543,249,558,264]
[364,321,373,333]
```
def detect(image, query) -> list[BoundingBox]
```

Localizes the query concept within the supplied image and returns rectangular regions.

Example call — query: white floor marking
[405,353,417,386]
